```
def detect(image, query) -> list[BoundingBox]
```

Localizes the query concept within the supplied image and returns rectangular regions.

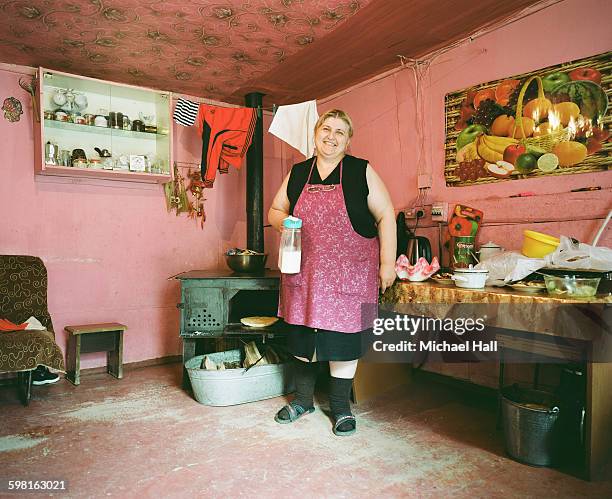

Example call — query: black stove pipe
[245,92,265,253]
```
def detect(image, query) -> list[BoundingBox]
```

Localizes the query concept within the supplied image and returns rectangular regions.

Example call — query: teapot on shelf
[94,147,112,158]
[94,147,114,170]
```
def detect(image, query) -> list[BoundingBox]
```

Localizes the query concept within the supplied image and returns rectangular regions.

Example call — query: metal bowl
[225,254,268,273]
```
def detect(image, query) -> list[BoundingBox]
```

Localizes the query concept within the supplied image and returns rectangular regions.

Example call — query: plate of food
[507,281,546,293]
[431,271,454,285]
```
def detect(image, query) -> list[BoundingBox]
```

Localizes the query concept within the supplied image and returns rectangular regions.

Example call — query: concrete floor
[1,363,611,498]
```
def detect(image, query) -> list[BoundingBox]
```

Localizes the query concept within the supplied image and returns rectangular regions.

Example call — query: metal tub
[185,350,294,406]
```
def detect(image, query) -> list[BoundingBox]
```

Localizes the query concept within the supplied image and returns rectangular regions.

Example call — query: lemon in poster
[537,153,559,173]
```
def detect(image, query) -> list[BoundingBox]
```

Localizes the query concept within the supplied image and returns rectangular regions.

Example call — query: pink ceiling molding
[0,0,370,102]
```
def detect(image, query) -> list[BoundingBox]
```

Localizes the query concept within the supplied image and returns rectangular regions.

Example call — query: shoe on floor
[31,366,60,385]
[333,414,356,436]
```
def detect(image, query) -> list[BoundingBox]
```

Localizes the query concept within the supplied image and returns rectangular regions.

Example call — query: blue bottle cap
[283,216,302,229]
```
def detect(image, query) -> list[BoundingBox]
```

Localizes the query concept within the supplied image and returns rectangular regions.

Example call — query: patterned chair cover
[0,255,65,373]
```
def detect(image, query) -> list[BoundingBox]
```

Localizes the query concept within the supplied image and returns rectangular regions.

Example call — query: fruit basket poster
[444,51,610,187]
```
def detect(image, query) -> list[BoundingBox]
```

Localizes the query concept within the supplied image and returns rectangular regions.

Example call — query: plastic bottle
[278,216,302,274]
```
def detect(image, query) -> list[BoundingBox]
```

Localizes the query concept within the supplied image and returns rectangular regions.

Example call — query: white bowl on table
[451,268,489,289]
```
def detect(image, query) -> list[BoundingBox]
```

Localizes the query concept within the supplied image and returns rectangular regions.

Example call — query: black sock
[293,359,318,409]
[329,376,354,426]
[277,359,318,420]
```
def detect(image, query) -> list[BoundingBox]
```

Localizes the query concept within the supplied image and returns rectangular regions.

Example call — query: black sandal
[274,402,315,424]
[333,414,356,436]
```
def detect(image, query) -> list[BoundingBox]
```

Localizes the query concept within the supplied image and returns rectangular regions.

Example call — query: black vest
[287,154,377,238]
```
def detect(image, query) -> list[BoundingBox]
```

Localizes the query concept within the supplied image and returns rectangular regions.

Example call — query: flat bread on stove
[240,316,279,328]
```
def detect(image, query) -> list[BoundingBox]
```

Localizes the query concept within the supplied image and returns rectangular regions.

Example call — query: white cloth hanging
[268,100,319,158]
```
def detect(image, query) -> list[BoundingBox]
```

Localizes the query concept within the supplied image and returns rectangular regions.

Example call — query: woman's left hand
[379,263,396,294]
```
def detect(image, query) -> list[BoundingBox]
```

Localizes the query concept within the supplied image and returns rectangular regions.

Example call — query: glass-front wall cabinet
[35,68,172,183]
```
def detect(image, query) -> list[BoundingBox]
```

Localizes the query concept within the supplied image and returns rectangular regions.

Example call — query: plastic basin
[521,230,560,258]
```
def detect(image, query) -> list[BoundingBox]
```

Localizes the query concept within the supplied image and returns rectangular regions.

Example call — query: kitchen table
[381,280,611,480]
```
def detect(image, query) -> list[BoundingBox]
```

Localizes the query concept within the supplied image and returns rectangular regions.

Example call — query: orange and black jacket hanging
[173,98,257,187]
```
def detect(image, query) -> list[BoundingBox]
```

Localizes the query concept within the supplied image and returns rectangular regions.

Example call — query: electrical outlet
[431,202,448,222]
[405,208,425,219]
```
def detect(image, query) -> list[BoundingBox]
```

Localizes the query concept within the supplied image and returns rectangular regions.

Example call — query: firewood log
[202,355,217,370]
[243,341,267,368]
[264,346,280,364]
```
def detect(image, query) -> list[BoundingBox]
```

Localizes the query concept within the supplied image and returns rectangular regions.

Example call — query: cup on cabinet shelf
[60,150,71,167]
[94,115,108,127]
[131,120,144,132]
[109,111,122,129]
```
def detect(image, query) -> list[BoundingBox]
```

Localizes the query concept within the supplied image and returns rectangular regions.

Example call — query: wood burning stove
[175,93,283,387]
[175,269,288,387]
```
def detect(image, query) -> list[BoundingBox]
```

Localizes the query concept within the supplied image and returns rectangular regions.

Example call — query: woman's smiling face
[315,117,350,158]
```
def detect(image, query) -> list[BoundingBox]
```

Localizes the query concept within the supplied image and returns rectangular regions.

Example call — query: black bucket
[501,385,561,466]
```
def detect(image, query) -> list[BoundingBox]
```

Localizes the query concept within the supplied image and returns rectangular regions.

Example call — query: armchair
[0,255,65,405]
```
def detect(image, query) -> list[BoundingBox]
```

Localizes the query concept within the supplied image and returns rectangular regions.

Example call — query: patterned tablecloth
[381,281,611,342]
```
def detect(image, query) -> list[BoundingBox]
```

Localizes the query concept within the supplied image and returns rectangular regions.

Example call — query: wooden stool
[65,323,127,386]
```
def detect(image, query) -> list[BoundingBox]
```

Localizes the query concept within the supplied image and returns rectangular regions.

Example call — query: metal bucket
[501,385,561,466]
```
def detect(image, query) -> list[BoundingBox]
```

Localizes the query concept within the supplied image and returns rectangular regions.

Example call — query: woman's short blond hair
[314,109,354,138]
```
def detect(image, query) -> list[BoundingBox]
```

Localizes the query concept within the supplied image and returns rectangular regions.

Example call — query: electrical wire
[322,0,563,217]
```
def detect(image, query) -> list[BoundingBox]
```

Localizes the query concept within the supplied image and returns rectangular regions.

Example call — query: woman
[268,109,396,436]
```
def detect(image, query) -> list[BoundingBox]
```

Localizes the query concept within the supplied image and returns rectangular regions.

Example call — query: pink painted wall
[307,0,612,258]
[261,0,612,387]
[1,0,610,373]
[0,69,249,369]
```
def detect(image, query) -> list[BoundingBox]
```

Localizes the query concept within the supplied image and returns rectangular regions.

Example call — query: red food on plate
[395,255,440,282]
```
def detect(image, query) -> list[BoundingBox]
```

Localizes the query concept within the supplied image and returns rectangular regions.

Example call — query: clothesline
[172,94,279,115]
[174,161,201,169]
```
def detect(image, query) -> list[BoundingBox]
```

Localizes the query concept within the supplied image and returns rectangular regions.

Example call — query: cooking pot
[451,268,489,289]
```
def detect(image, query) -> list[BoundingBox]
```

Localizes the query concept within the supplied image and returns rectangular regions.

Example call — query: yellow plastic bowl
[522,230,560,258]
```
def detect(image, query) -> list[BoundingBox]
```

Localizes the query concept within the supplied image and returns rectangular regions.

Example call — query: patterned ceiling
[0,0,371,101]
[0,0,542,104]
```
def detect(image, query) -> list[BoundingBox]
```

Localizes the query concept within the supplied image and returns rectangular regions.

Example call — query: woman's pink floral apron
[278,158,379,333]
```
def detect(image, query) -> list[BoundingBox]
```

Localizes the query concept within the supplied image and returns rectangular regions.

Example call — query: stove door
[181,286,224,335]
